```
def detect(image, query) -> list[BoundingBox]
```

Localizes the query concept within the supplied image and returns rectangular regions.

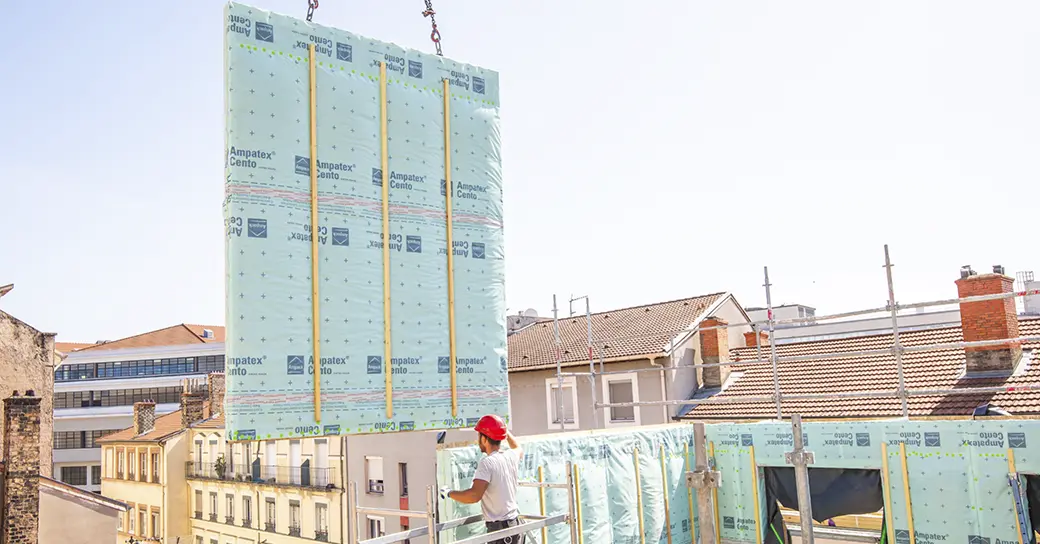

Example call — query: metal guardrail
[185,461,341,489]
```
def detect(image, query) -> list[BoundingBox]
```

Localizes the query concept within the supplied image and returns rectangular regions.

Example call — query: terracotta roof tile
[508,293,728,371]
[193,413,225,429]
[76,324,225,352]
[99,401,211,443]
[683,317,1040,419]
[54,342,93,354]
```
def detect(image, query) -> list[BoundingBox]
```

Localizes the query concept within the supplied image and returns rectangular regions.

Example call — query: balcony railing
[226,515,235,524]
[289,526,302,537]
[209,513,217,522]
[194,511,202,520]
[242,518,252,529]
[265,522,277,532]
[316,529,329,542]
[185,462,341,490]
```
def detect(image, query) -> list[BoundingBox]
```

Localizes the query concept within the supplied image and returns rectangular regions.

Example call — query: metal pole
[566,461,579,544]
[884,245,909,417]
[692,423,717,544]
[554,295,565,431]
[586,297,597,429]
[427,485,438,544]
[763,267,783,419]
[787,415,814,544]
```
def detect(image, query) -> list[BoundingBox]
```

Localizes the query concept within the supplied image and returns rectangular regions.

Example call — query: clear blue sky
[2,1,1038,342]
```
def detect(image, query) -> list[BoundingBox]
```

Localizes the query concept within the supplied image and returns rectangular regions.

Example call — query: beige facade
[101,431,191,543]
[0,310,55,478]
[187,423,346,544]
[39,478,128,544]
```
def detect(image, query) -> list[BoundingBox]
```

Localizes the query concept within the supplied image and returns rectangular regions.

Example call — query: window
[138,509,146,537]
[60,466,87,486]
[225,494,235,524]
[289,440,302,485]
[194,490,203,519]
[151,510,160,538]
[545,376,579,430]
[129,506,136,534]
[316,503,329,541]
[151,453,160,483]
[365,456,384,494]
[289,500,301,536]
[265,498,277,531]
[128,450,136,480]
[53,430,118,449]
[399,463,409,496]
[139,452,147,481]
[105,448,114,478]
[117,450,125,478]
[53,355,225,382]
[602,373,640,427]
[242,496,253,527]
[196,537,203,544]
[91,465,101,485]
[368,516,386,539]
[209,492,218,521]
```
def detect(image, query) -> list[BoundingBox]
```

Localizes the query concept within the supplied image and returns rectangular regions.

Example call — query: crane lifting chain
[422,0,443,56]
[306,0,318,22]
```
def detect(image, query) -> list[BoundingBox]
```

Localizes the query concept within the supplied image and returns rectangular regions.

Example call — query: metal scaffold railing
[348,463,579,544]
[547,244,1040,420]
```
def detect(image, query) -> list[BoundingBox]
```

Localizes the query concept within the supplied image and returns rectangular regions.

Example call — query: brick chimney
[133,401,156,436]
[181,380,206,427]
[956,265,1022,373]
[700,317,730,388]
[4,391,41,544]
[207,372,226,417]
[744,330,769,348]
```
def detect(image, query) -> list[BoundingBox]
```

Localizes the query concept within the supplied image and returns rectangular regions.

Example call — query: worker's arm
[506,431,523,459]
[447,479,489,504]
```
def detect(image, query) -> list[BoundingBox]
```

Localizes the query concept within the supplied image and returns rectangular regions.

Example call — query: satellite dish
[522,308,539,318]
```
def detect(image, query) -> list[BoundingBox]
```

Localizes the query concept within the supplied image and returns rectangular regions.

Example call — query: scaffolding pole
[763,267,783,419]
[787,414,815,544]
[884,245,910,417]
[571,294,597,428]
[553,295,566,431]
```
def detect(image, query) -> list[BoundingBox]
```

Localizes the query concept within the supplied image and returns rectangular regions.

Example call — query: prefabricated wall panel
[223,2,508,440]
[437,420,1039,543]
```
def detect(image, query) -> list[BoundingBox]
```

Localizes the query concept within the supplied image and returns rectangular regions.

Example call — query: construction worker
[441,414,525,544]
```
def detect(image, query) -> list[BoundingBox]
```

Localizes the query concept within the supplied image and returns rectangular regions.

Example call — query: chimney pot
[25,390,34,397]
[994,265,1005,275]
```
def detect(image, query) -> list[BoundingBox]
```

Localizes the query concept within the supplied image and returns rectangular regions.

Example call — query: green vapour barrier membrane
[436,420,1040,543]
[223,2,508,439]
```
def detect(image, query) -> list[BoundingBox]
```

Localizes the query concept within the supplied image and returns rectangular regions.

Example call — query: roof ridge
[562,292,727,319]
[77,323,207,352]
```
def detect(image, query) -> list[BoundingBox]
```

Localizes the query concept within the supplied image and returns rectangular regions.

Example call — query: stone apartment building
[0,305,56,478]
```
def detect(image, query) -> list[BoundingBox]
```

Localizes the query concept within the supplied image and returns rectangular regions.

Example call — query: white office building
[53,324,224,493]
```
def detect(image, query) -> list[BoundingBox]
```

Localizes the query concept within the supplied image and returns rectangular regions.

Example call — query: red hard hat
[474,414,507,441]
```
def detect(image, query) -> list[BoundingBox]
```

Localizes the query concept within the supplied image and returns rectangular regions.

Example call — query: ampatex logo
[681,519,690,533]
[455,182,489,200]
[438,357,451,374]
[888,432,923,447]
[295,35,333,57]
[448,70,470,91]
[473,76,486,95]
[1009,432,1027,448]
[255,22,274,42]
[331,227,349,247]
[228,147,275,169]
[376,53,406,75]
[248,218,268,238]
[723,517,735,530]
[322,425,341,435]
[366,356,383,374]
[287,355,306,375]
[962,432,1006,449]
[465,417,481,426]
[440,179,447,196]
[390,356,421,375]
[456,356,486,374]
[896,530,951,544]
[227,14,252,38]
[856,433,871,447]
[336,42,353,62]
[236,430,257,441]
[471,242,486,259]
[968,536,990,544]
[406,235,422,253]
[372,168,383,186]
[398,421,416,431]
[229,356,267,366]
[296,156,355,179]
[741,434,753,447]
[924,432,941,447]
[408,60,423,78]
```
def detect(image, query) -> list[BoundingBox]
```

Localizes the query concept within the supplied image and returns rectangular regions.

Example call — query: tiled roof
[76,324,225,352]
[54,342,93,354]
[683,317,1040,419]
[508,293,728,371]
[99,401,211,443]
[193,413,225,429]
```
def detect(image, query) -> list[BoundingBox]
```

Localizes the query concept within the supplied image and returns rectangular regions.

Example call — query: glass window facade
[55,384,209,409]
[54,355,224,382]
[54,430,121,450]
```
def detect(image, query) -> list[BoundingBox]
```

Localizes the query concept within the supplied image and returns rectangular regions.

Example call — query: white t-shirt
[472,448,521,522]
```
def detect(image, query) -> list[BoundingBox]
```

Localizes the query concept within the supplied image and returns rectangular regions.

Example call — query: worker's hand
[439,487,452,501]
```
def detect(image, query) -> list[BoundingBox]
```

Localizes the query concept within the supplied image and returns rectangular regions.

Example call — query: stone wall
[4,393,42,544]
[0,311,54,478]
